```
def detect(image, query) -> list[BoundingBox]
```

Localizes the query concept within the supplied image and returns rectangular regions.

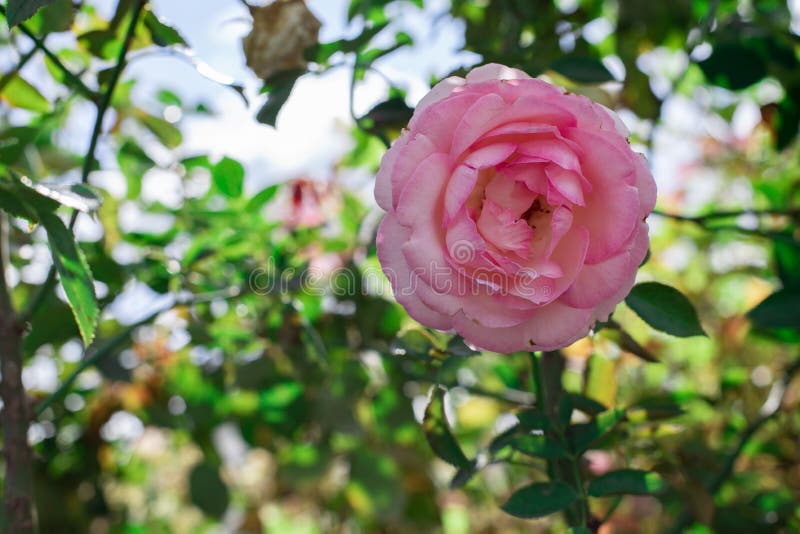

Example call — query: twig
[653,208,800,224]
[0,214,37,533]
[0,4,98,102]
[80,0,145,186]
[349,53,391,149]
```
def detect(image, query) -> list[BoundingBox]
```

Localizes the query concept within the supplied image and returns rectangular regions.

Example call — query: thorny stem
[0,215,37,533]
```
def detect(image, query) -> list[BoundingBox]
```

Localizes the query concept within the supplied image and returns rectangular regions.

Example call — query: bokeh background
[1,0,800,532]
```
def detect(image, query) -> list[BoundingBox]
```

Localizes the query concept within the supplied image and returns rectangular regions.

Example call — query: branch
[20,0,147,324]
[0,46,36,93]
[0,4,98,102]
[80,0,146,186]
[653,208,800,224]
[0,214,37,533]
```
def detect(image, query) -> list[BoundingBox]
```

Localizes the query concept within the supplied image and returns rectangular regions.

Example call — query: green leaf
[18,176,101,212]
[256,69,303,127]
[587,469,666,497]
[501,482,578,519]
[5,0,59,26]
[212,157,245,198]
[748,289,800,330]
[549,56,616,83]
[1,75,51,112]
[510,434,569,459]
[189,462,230,518]
[143,10,186,47]
[626,282,706,337]
[246,184,279,212]
[568,408,625,454]
[37,211,98,346]
[699,42,767,90]
[445,335,480,358]
[24,0,72,33]
[0,126,37,164]
[139,113,182,148]
[423,387,470,468]
[449,458,480,489]
[565,393,607,416]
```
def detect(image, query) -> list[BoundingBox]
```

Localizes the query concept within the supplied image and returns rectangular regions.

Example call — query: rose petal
[545,165,589,206]
[565,128,639,263]
[411,92,484,151]
[484,173,537,217]
[415,76,466,114]
[465,63,532,83]
[391,133,438,209]
[477,200,534,257]
[453,301,594,353]
[560,222,649,309]
[396,152,450,227]
[374,131,408,211]
[377,214,453,329]
[517,138,582,173]
[459,289,536,327]
[452,96,578,157]
[634,152,657,217]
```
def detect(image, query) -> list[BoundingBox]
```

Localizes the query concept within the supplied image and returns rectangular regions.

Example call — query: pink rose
[374,64,656,353]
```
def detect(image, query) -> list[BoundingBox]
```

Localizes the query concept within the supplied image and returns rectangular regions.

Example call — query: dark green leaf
[189,462,230,518]
[629,396,686,421]
[626,282,706,337]
[423,387,469,468]
[568,408,625,454]
[501,482,578,519]
[774,239,800,290]
[445,335,480,358]
[0,126,37,165]
[212,157,245,198]
[24,0,72,33]
[256,70,303,127]
[449,458,479,489]
[517,410,551,432]
[565,393,607,416]
[549,56,616,83]
[699,42,767,90]
[5,0,59,26]
[38,211,98,346]
[361,97,413,130]
[510,434,569,459]
[748,289,800,330]
[143,10,186,47]
[588,469,666,497]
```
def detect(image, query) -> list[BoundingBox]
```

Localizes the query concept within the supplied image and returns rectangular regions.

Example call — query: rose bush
[375,63,656,353]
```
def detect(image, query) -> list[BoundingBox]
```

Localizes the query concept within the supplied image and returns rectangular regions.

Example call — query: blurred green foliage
[0,0,800,532]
